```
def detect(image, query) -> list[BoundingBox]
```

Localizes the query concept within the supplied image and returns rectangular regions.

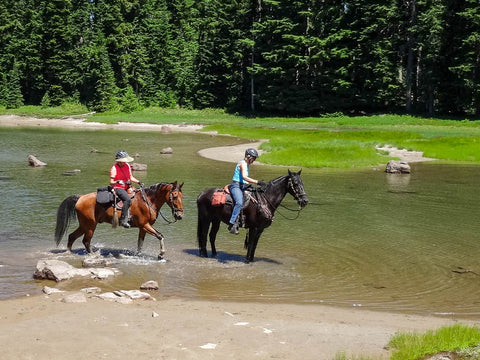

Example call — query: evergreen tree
[136,0,175,107]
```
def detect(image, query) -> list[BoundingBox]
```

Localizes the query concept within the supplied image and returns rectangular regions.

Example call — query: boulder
[61,292,87,303]
[140,280,159,290]
[62,169,81,176]
[96,290,156,304]
[42,286,65,295]
[82,254,114,268]
[385,160,411,174]
[33,259,119,282]
[81,287,102,294]
[131,162,147,171]
[160,147,173,154]
[161,126,172,134]
[28,155,47,167]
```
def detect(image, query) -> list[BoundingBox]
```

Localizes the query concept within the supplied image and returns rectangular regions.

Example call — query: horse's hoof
[157,254,164,261]
[199,250,208,258]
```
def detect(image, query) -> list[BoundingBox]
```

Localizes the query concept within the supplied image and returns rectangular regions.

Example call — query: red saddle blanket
[211,185,231,206]
[212,191,227,206]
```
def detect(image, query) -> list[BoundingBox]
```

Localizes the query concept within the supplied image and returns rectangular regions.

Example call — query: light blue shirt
[232,160,248,184]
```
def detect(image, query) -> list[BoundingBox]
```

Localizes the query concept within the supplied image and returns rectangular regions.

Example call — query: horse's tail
[54,194,80,246]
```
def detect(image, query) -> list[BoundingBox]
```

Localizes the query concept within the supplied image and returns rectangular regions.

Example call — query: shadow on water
[183,248,282,265]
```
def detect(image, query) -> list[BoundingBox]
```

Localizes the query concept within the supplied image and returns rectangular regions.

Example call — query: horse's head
[167,181,184,220]
[287,169,308,209]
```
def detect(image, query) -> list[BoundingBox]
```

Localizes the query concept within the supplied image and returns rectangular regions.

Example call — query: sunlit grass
[388,324,480,360]
[0,103,89,118]
[2,106,480,168]
[90,107,237,124]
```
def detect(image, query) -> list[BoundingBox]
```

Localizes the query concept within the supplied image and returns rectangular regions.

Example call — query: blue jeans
[229,182,244,224]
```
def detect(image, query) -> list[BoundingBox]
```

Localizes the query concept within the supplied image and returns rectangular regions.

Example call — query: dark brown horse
[197,170,308,263]
[55,182,184,260]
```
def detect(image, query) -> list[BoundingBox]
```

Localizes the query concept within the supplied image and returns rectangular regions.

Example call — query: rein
[254,175,305,221]
[139,184,178,224]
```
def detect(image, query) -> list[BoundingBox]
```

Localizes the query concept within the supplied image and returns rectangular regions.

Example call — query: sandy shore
[0,291,467,360]
[0,115,450,359]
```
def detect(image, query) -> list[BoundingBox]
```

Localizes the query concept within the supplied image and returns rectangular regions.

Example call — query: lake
[1,126,480,320]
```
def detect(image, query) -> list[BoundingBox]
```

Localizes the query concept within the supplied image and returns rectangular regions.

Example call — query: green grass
[0,103,89,118]
[388,324,480,360]
[2,106,480,168]
[89,107,238,125]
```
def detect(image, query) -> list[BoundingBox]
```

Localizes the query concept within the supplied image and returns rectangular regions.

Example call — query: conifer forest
[1,0,479,116]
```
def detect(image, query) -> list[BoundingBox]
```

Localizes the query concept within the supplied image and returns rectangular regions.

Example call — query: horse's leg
[81,227,96,254]
[197,214,209,258]
[137,229,146,254]
[209,219,221,258]
[245,228,264,263]
[67,227,84,252]
[141,223,165,260]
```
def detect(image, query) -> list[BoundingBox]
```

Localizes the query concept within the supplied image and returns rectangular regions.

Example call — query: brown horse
[54,181,184,260]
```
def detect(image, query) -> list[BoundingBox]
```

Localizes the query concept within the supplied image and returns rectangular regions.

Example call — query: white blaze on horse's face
[168,182,184,220]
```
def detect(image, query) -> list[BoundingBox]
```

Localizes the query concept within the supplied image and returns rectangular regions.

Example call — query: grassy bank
[388,324,480,360]
[2,106,480,168]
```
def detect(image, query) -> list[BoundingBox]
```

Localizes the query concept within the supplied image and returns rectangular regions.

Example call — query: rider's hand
[257,180,266,187]
[138,182,144,187]
[125,180,132,185]
[116,180,125,185]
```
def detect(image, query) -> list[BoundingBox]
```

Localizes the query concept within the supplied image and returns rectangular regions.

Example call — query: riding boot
[120,202,131,228]
[228,221,239,235]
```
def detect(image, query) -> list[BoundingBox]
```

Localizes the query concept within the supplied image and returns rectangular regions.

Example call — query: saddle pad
[212,191,227,206]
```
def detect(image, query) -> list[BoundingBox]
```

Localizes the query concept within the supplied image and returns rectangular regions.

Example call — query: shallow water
[1,127,480,319]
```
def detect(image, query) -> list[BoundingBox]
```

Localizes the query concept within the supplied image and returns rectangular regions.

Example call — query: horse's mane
[142,182,171,197]
[263,174,289,190]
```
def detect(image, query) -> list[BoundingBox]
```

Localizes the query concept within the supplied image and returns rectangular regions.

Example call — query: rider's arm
[130,174,141,184]
[239,161,259,185]
[109,166,118,186]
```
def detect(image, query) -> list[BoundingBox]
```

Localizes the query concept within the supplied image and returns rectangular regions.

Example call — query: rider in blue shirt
[228,148,266,234]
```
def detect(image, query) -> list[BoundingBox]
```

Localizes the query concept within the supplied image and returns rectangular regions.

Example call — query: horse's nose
[299,196,309,208]
[175,210,184,220]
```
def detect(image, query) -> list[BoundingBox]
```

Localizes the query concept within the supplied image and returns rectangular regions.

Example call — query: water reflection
[1,128,480,319]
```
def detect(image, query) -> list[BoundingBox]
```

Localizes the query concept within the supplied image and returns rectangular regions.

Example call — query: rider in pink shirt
[109,150,143,228]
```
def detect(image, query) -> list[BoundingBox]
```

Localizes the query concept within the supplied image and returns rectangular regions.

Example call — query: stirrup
[228,223,239,235]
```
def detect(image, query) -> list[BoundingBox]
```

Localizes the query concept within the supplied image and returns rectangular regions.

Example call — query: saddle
[211,185,255,227]
[96,186,135,209]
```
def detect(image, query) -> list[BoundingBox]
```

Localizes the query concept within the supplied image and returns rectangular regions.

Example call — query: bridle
[165,185,183,221]
[255,174,307,220]
[139,184,182,224]
[288,176,307,202]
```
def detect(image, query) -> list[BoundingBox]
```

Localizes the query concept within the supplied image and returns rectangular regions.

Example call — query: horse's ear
[298,169,302,175]
[288,169,292,176]
[179,182,184,189]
